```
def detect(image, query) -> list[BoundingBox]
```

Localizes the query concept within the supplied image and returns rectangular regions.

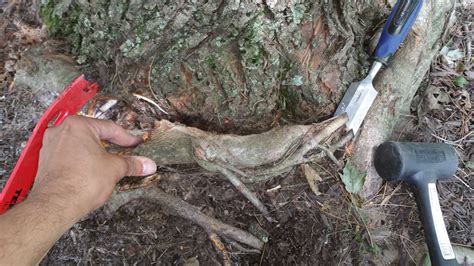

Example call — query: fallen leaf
[440,47,464,68]
[417,86,450,116]
[453,76,468,88]
[301,164,322,196]
[466,161,474,169]
[339,162,366,194]
[445,48,464,61]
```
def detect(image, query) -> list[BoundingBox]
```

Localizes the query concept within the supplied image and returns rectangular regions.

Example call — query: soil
[1,1,472,265]
[42,166,364,265]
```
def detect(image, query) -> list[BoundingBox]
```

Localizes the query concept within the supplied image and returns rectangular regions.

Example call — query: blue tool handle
[373,0,423,65]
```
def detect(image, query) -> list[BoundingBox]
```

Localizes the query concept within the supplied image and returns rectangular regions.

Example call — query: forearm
[0,116,156,265]
[0,192,82,265]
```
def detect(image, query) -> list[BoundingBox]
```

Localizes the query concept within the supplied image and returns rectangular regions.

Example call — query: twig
[431,131,473,146]
[399,234,417,264]
[259,243,266,266]
[463,23,471,67]
[266,185,281,193]
[156,247,169,262]
[313,144,341,167]
[452,131,473,143]
[454,174,474,190]
[147,55,159,99]
[452,242,474,248]
[223,237,261,254]
[330,131,354,151]
[380,183,402,206]
[106,187,264,250]
[215,165,274,223]
[133,93,169,114]
[350,205,374,247]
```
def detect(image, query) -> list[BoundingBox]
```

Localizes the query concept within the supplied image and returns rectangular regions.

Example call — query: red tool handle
[0,75,99,214]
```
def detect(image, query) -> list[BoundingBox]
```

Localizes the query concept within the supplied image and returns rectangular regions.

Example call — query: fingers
[85,118,143,147]
[117,156,157,178]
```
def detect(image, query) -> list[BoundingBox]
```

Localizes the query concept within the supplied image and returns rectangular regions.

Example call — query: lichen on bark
[38,0,387,132]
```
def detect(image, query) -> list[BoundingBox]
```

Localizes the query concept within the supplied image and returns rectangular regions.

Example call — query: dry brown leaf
[301,164,322,196]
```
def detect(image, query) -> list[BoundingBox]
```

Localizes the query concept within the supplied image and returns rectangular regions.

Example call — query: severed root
[133,114,348,172]
[117,173,163,192]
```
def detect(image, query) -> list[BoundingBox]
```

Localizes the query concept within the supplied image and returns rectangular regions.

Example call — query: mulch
[0,2,472,265]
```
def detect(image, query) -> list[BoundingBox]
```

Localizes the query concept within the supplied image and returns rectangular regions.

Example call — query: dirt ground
[1,1,472,265]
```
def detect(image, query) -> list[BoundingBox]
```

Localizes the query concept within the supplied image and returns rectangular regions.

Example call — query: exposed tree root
[129,114,349,218]
[102,186,265,253]
[207,163,274,223]
[150,187,264,250]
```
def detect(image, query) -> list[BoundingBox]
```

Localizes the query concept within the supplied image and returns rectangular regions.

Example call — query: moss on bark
[38,0,389,132]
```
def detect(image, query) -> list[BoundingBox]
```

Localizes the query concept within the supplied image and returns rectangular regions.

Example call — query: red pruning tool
[0,75,99,214]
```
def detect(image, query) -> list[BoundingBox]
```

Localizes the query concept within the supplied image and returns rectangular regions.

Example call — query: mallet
[374,141,458,266]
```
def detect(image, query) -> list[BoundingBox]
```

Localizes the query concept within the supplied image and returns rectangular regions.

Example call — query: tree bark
[30,0,455,198]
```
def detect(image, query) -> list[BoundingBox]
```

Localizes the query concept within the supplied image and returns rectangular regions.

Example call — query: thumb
[120,156,157,177]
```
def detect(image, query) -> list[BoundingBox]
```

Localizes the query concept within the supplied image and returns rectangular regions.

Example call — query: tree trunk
[32,0,455,197]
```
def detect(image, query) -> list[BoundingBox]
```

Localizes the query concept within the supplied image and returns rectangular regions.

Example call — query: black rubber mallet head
[374,141,459,266]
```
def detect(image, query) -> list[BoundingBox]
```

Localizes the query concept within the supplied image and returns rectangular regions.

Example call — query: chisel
[335,0,423,134]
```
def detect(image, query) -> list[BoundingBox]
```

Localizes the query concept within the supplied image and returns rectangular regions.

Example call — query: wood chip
[301,164,322,196]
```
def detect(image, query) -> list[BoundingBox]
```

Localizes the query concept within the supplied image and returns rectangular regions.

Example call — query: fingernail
[139,157,157,175]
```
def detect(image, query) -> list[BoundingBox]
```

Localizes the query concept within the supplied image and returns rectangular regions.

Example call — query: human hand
[0,115,156,265]
[31,115,157,219]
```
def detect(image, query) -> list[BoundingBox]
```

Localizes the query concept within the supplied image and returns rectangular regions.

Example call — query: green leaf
[340,162,366,194]
[453,76,468,88]
[446,49,464,60]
